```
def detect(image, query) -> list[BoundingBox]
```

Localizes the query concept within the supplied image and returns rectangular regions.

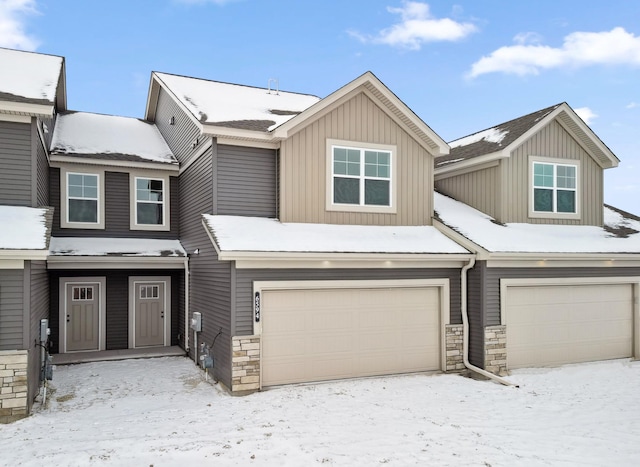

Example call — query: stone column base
[484,325,507,376]
[445,324,464,371]
[0,350,29,424]
[231,336,260,392]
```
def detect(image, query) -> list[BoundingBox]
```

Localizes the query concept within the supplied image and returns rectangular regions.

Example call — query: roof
[203,215,469,255]
[0,206,52,251]
[434,192,640,254]
[436,102,618,170]
[50,111,177,166]
[0,47,65,111]
[49,237,186,257]
[152,72,320,131]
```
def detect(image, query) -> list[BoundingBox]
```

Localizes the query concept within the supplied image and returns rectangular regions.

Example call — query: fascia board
[46,255,186,270]
[56,58,68,111]
[219,250,474,263]
[432,219,489,259]
[200,125,275,141]
[148,72,204,133]
[201,218,223,257]
[0,250,49,260]
[0,101,54,117]
[434,154,504,177]
[49,155,180,172]
[144,74,160,121]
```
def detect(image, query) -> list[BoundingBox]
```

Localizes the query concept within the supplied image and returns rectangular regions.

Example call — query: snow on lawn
[1,357,639,466]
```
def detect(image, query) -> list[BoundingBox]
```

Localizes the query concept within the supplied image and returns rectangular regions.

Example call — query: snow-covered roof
[50,112,177,165]
[49,237,186,257]
[0,206,51,250]
[203,215,469,255]
[0,47,64,105]
[434,192,640,254]
[154,72,320,132]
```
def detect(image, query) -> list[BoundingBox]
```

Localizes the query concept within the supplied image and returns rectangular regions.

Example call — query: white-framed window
[326,140,396,214]
[533,162,577,213]
[130,173,170,231]
[61,168,105,229]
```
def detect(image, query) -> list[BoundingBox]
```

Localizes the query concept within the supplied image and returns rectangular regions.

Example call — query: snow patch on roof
[449,127,509,149]
[50,112,176,164]
[0,206,49,250]
[156,73,320,131]
[0,48,63,103]
[435,192,640,253]
[203,215,469,254]
[49,237,186,257]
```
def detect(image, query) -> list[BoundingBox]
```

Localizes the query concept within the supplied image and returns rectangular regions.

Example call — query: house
[433,103,640,375]
[144,71,473,391]
[0,48,63,423]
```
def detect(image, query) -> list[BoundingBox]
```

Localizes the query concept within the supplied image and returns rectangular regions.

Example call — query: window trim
[325,139,397,214]
[60,168,105,229]
[129,171,170,231]
[528,156,581,220]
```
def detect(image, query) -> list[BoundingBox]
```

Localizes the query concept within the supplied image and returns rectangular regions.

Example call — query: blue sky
[2,0,639,213]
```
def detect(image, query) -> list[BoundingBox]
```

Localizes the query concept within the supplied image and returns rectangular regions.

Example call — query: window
[135,177,164,225]
[140,285,159,299]
[72,286,94,301]
[533,162,577,214]
[332,145,392,207]
[66,172,100,225]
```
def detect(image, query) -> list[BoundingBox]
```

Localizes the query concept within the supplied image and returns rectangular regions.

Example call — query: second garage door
[505,283,633,369]
[261,286,442,386]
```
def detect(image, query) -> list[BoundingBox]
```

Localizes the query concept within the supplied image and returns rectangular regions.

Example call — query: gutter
[461,256,517,387]
[184,257,190,353]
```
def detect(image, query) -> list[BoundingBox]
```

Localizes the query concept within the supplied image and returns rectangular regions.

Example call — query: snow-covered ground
[1,357,639,466]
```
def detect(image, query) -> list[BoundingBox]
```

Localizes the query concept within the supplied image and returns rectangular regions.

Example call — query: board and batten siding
[504,120,603,225]
[0,121,32,206]
[154,87,206,166]
[0,269,24,350]
[216,144,277,217]
[435,164,502,221]
[27,261,48,406]
[234,268,462,336]
[279,90,434,226]
[50,168,179,238]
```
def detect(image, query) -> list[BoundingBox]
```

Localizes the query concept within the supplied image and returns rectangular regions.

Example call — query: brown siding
[279,90,434,225]
[504,120,603,225]
[435,164,501,219]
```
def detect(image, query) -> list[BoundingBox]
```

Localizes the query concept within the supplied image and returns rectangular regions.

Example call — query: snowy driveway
[1,356,639,466]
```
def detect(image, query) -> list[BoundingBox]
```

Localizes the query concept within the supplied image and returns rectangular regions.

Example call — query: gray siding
[35,124,49,207]
[235,268,463,336]
[466,262,485,368]
[0,121,32,206]
[27,261,49,407]
[216,144,277,217]
[50,168,179,238]
[0,269,24,350]
[154,88,205,166]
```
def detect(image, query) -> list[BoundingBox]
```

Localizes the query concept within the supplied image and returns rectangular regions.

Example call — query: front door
[65,282,101,352]
[132,280,168,347]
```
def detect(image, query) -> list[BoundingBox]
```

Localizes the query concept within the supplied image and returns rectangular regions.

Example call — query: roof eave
[0,249,49,260]
[49,154,180,172]
[47,255,186,270]
[0,101,55,117]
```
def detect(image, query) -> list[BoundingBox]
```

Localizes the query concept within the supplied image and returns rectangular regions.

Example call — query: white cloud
[469,27,640,78]
[573,107,597,124]
[626,102,638,109]
[349,1,477,50]
[0,0,39,50]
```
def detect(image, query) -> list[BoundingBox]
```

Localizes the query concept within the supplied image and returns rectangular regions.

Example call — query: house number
[255,292,261,322]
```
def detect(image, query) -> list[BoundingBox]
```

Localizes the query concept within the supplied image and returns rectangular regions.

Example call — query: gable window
[328,141,396,213]
[130,173,170,231]
[533,162,577,213]
[60,169,104,229]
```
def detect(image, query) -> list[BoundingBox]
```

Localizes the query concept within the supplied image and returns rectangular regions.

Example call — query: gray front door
[66,283,100,352]
[134,281,165,347]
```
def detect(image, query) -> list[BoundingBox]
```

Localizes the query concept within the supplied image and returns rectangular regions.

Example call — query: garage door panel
[506,283,633,369]
[262,286,441,386]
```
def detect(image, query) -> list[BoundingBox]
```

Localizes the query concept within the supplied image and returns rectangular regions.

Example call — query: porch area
[52,345,186,365]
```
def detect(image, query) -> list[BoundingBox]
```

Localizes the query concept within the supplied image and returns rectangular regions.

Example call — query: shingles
[436,103,562,167]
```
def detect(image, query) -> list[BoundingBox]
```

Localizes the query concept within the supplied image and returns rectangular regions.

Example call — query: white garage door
[505,283,633,369]
[261,286,441,386]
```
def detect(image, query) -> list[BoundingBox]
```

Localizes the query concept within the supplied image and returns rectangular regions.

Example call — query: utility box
[40,319,50,343]
[190,312,202,332]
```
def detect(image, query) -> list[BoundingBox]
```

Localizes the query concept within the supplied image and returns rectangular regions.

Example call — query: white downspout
[184,257,190,354]
[461,256,517,387]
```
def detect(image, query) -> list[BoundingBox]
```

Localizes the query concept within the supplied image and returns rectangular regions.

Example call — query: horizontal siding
[280,90,434,226]
[0,269,25,350]
[28,261,49,405]
[0,121,32,206]
[435,165,501,220]
[235,268,462,336]
[36,125,49,207]
[505,120,603,225]
[216,144,277,217]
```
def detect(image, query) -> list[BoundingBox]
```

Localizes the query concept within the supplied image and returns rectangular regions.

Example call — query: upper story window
[529,157,580,220]
[130,173,170,231]
[61,169,105,229]
[327,140,396,214]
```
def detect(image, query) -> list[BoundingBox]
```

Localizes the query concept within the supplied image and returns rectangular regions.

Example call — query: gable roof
[436,102,618,172]
[0,47,66,115]
[50,111,177,168]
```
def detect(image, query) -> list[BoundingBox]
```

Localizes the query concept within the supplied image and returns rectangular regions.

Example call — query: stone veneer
[0,350,29,423]
[231,336,261,392]
[484,325,507,376]
[445,324,465,371]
